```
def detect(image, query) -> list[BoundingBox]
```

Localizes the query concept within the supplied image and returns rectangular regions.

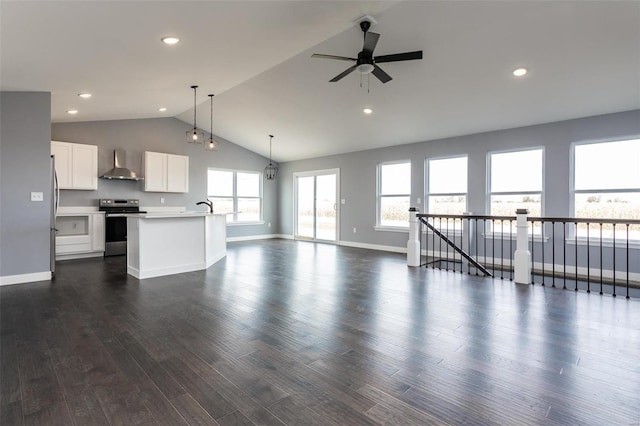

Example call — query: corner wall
[278,110,640,249]
[0,92,52,280]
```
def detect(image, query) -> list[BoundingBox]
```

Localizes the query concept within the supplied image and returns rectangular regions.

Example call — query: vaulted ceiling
[2,1,639,162]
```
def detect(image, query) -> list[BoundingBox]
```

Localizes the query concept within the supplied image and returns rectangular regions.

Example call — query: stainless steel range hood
[100,149,143,181]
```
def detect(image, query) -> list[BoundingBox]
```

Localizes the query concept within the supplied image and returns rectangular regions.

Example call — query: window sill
[227,221,265,227]
[483,232,549,243]
[374,226,409,233]
[565,238,640,249]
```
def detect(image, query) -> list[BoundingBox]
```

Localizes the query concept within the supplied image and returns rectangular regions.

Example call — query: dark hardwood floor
[2,239,639,425]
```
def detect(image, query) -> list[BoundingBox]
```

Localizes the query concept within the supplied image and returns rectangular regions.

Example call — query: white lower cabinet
[55,212,105,260]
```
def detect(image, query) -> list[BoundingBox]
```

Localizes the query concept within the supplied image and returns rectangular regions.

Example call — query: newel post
[514,208,531,284]
[407,207,420,267]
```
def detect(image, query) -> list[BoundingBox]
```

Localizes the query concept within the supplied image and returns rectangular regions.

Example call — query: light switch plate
[341,199,346,205]
[31,192,44,201]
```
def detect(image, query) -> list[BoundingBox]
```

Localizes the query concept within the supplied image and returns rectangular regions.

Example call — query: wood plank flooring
[1,239,639,425]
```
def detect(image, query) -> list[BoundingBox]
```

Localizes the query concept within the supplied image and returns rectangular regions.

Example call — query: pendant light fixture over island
[264,134,278,180]
[186,85,204,144]
[205,94,220,152]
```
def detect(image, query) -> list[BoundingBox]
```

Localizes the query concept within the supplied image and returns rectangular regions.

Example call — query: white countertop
[124,212,226,219]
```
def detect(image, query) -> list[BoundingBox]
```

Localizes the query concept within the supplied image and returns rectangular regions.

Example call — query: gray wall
[52,118,279,238]
[0,92,52,277]
[278,110,640,248]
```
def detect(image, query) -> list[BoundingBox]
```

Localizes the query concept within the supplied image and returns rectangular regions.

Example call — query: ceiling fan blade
[329,65,358,82]
[362,32,380,55]
[372,65,392,84]
[374,50,423,63]
[311,54,356,62]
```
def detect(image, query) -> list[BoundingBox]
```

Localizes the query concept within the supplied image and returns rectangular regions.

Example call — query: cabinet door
[72,144,98,190]
[167,154,189,193]
[91,214,105,251]
[144,151,167,192]
[51,141,73,189]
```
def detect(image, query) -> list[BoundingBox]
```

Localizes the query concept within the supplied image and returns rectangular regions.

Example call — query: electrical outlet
[160,197,165,204]
[341,199,346,205]
[31,192,44,201]
[353,227,357,233]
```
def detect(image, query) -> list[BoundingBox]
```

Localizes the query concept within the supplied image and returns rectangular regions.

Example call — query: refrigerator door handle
[54,170,59,216]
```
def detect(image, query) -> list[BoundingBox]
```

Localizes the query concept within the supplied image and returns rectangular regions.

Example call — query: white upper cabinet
[144,151,189,193]
[144,151,167,192]
[167,154,189,193]
[51,141,98,190]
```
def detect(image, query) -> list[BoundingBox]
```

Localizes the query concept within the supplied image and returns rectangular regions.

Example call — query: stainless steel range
[99,199,146,256]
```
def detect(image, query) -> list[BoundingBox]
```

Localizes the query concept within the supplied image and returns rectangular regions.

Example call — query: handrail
[418,213,640,225]
[418,216,493,277]
[415,212,639,298]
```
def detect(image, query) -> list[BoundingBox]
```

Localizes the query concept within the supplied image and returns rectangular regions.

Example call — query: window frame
[571,137,640,215]
[424,154,468,215]
[207,168,263,225]
[570,137,640,241]
[487,146,545,218]
[376,159,412,230]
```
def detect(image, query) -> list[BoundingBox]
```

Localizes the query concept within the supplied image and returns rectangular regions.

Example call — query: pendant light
[205,94,220,152]
[264,134,278,180]
[186,85,204,144]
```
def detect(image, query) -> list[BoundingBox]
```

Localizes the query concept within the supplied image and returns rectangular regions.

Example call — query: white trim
[143,206,187,213]
[57,206,101,213]
[226,221,265,227]
[374,226,409,233]
[227,234,282,242]
[56,252,104,261]
[566,238,640,250]
[0,271,51,286]
[339,240,407,254]
[128,262,206,280]
[276,234,294,240]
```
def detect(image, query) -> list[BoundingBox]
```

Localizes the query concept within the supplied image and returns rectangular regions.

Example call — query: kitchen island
[126,212,226,279]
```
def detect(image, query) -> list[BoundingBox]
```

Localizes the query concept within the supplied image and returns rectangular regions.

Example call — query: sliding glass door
[294,169,339,242]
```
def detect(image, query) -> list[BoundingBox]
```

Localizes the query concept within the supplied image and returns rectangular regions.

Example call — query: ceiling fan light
[356,63,374,74]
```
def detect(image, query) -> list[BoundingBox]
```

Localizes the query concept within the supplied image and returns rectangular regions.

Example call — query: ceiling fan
[312,19,423,84]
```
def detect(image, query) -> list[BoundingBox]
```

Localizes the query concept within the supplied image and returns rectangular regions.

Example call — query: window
[426,156,467,215]
[377,161,411,228]
[207,169,262,223]
[489,148,543,217]
[573,138,640,238]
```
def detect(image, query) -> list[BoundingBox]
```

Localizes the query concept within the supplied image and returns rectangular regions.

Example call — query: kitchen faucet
[196,200,213,213]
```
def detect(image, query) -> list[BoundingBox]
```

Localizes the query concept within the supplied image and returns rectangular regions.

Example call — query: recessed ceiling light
[513,67,528,77]
[161,36,180,45]
[158,107,167,112]
[67,109,78,115]
[78,93,92,98]
[363,108,373,114]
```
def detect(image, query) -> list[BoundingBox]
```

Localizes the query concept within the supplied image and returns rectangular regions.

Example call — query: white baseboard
[56,252,104,261]
[275,234,294,240]
[0,271,52,286]
[227,234,285,242]
[339,240,407,254]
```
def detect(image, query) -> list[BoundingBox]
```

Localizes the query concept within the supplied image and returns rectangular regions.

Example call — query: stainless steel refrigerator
[50,155,59,278]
